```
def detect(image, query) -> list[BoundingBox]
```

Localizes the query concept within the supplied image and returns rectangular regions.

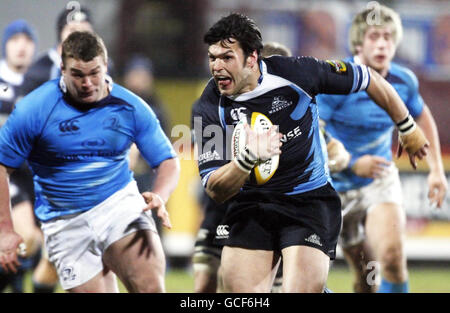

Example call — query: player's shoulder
[196,78,220,110]
[19,79,61,106]
[12,79,61,121]
[109,83,147,110]
[264,55,320,76]
[389,62,419,88]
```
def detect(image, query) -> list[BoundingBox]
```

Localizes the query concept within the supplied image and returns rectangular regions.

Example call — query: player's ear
[247,50,258,68]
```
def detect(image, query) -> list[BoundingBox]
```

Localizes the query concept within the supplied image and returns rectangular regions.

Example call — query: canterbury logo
[59,119,80,132]
[216,225,229,239]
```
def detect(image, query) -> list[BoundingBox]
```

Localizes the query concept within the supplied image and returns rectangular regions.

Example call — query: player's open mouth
[374,55,386,63]
[80,91,94,98]
[216,76,232,88]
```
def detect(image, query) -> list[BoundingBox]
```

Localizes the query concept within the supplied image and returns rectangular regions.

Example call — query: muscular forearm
[151,157,181,203]
[0,166,13,231]
[366,68,409,123]
[206,162,249,203]
[417,106,444,173]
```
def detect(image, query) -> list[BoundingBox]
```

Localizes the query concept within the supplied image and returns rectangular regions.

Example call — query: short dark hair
[56,6,92,43]
[204,13,263,62]
[61,31,107,66]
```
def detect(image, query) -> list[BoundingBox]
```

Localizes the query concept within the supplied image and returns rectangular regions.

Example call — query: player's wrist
[151,192,166,205]
[396,113,417,136]
[233,147,258,174]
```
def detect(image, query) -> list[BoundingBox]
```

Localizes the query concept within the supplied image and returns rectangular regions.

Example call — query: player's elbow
[206,180,235,204]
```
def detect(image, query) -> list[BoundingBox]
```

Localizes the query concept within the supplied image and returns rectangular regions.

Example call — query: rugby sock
[377,278,409,293]
[33,280,56,293]
[10,271,25,293]
[0,273,12,292]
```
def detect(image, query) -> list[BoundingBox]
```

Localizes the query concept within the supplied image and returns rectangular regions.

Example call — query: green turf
[4,265,450,293]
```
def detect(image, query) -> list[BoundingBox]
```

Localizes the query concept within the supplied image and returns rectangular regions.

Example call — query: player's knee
[127,272,165,293]
[193,262,219,293]
[380,244,406,277]
[283,273,327,293]
[285,279,326,293]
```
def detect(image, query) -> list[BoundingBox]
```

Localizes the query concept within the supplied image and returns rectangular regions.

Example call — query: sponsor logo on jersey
[216,224,229,239]
[59,119,80,133]
[326,60,347,73]
[230,107,247,123]
[269,96,293,114]
[81,138,106,148]
[304,233,323,246]
[103,116,121,131]
[198,150,221,165]
[280,125,302,143]
[0,83,14,101]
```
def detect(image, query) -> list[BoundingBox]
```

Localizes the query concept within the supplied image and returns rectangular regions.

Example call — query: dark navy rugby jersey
[20,49,61,97]
[193,56,370,195]
[0,60,26,126]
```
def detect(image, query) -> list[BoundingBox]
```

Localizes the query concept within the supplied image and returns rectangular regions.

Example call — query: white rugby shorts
[338,163,403,248]
[40,180,157,290]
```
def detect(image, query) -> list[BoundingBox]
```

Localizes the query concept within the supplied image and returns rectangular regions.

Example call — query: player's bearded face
[358,26,396,74]
[208,39,255,96]
[62,56,108,104]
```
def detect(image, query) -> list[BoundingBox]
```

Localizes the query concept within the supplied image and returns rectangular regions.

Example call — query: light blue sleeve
[316,93,346,123]
[0,97,41,168]
[404,69,424,118]
[133,98,176,168]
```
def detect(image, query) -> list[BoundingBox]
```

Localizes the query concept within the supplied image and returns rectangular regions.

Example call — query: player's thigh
[281,245,329,293]
[365,202,406,255]
[68,267,118,293]
[103,229,166,291]
[221,246,279,293]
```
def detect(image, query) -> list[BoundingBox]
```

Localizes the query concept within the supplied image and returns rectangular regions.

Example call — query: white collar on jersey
[59,74,114,94]
[0,59,24,86]
[227,60,308,102]
[353,55,362,65]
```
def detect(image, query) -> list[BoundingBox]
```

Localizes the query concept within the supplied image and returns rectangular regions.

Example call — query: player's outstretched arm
[0,164,24,273]
[365,68,429,169]
[141,157,180,229]
[416,105,448,208]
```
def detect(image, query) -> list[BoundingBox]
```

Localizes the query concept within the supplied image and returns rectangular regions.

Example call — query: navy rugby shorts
[214,183,342,259]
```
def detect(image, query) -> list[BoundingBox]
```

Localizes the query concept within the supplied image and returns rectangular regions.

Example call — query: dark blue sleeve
[192,81,228,187]
[267,56,370,96]
[316,93,347,122]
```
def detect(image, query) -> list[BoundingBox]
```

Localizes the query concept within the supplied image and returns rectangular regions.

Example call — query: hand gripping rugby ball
[231,112,279,185]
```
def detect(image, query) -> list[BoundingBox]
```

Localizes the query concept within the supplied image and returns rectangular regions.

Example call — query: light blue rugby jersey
[0,78,176,221]
[317,57,424,192]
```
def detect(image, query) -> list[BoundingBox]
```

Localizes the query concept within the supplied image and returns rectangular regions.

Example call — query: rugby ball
[231,112,279,185]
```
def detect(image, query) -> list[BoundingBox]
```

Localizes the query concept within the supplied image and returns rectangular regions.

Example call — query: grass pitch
[4,264,450,293]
